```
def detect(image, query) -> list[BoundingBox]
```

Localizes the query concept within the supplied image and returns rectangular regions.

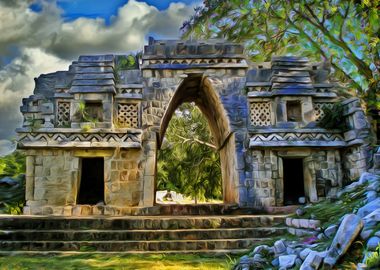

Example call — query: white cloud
[0,48,70,139]
[0,0,197,142]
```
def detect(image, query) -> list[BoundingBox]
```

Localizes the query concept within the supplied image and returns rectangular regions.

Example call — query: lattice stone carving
[117,103,139,128]
[57,102,70,127]
[250,102,272,126]
[314,102,334,122]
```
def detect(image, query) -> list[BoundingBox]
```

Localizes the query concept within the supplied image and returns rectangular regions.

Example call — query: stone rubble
[234,172,380,270]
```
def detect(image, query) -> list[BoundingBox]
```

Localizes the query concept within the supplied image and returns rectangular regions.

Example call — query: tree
[182,0,379,112]
[157,103,222,203]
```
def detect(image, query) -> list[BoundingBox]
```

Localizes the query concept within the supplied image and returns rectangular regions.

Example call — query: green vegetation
[365,243,380,269]
[294,183,367,228]
[318,102,348,130]
[183,0,380,113]
[0,253,233,270]
[157,103,222,203]
[0,151,26,214]
[116,54,140,70]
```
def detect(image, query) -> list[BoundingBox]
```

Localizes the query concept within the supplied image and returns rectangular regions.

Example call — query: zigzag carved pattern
[251,132,344,142]
[19,132,140,143]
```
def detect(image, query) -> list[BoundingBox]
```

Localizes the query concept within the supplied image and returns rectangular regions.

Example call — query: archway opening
[156,75,239,205]
[157,102,222,204]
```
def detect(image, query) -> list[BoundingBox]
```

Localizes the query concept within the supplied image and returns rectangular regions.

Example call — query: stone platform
[0,214,288,254]
[23,203,298,216]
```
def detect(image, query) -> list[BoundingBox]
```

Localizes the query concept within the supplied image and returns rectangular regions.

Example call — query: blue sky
[31,0,198,24]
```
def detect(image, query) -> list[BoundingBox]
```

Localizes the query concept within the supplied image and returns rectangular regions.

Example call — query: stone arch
[158,74,239,204]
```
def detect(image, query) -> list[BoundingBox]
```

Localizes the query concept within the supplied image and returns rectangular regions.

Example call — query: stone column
[25,156,35,201]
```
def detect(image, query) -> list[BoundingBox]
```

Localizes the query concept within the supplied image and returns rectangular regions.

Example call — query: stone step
[0,227,287,241]
[0,215,287,230]
[0,249,250,256]
[0,238,263,252]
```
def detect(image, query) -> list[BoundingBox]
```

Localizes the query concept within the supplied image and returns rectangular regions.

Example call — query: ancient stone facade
[17,39,371,215]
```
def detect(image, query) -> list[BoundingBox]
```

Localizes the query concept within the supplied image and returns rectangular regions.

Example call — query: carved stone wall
[249,102,272,126]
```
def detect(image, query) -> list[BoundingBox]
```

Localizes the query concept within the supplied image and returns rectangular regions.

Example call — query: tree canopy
[182,0,379,111]
[157,103,222,203]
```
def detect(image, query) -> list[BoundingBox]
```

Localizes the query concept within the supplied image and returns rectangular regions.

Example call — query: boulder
[359,172,379,184]
[324,224,338,239]
[324,214,363,268]
[299,248,312,260]
[356,263,368,270]
[366,236,380,251]
[357,198,380,218]
[296,208,306,217]
[279,255,297,269]
[367,181,380,192]
[271,257,279,267]
[362,208,380,226]
[274,239,287,254]
[251,244,269,255]
[300,250,322,270]
[252,253,266,263]
[365,190,378,203]
[360,228,374,241]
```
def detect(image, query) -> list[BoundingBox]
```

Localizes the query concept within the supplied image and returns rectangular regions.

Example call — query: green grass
[0,253,234,270]
[294,183,367,228]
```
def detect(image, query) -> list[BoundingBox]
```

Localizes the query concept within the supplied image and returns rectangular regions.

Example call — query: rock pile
[234,172,380,270]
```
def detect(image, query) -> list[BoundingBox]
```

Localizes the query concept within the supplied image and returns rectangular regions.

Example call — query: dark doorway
[283,158,305,205]
[77,158,104,205]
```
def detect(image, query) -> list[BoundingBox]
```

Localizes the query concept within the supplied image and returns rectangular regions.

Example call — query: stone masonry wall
[247,149,343,207]
[106,149,144,207]
[24,149,80,215]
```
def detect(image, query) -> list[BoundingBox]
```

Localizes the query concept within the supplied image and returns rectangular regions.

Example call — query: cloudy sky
[0,0,200,155]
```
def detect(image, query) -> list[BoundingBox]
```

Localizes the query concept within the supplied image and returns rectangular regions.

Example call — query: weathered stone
[299,248,312,260]
[365,190,378,203]
[359,172,379,184]
[324,214,363,267]
[324,224,338,239]
[300,251,322,270]
[367,236,380,251]
[274,240,287,254]
[279,255,297,269]
[358,198,380,218]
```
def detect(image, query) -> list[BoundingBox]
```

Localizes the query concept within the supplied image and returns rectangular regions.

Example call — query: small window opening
[286,101,302,122]
[85,102,103,121]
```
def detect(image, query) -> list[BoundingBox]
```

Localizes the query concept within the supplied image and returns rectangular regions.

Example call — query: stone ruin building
[17,39,371,216]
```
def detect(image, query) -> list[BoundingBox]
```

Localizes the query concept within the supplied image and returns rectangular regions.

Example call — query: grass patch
[294,183,367,228]
[0,253,234,270]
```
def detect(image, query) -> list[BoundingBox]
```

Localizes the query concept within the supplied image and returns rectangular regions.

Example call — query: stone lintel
[73,149,114,157]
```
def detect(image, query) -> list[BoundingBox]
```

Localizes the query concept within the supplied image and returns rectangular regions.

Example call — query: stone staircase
[0,213,288,254]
